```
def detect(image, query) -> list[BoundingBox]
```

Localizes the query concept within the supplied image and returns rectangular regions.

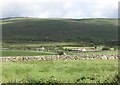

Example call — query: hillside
[1,17,118,44]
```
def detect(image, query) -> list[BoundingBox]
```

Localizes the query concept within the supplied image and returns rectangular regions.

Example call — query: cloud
[1,0,119,18]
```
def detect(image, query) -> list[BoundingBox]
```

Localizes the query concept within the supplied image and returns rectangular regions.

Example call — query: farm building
[36,47,45,51]
[63,47,96,52]
[70,48,87,52]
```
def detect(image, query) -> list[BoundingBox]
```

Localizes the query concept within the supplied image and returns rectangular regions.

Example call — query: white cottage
[81,48,87,51]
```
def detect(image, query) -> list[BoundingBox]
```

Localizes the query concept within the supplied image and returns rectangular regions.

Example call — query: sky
[1,0,119,19]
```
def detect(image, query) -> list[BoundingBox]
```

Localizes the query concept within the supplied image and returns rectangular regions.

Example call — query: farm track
[1,54,119,61]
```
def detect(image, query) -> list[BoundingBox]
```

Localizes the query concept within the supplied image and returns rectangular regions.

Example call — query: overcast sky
[1,0,119,19]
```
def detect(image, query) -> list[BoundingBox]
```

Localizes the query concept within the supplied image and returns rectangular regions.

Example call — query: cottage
[36,47,45,51]
[70,48,87,52]
[81,48,86,51]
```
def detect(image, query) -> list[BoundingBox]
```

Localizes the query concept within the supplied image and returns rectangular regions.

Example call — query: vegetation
[2,50,118,56]
[66,50,118,55]
[2,50,57,56]
[2,60,118,83]
[57,51,64,55]
[2,18,118,46]
[102,47,111,50]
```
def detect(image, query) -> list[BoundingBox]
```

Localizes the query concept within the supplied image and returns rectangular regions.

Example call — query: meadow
[2,50,118,57]
[2,60,118,83]
[2,50,57,56]
[66,50,118,55]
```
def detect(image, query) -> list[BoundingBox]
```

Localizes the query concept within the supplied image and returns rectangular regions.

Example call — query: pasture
[2,60,118,83]
[2,50,118,57]
[66,50,118,55]
[2,50,57,56]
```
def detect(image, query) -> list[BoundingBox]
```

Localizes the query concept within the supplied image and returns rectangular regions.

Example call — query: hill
[1,17,118,44]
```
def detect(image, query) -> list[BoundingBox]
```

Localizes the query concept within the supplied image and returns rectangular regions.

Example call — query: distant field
[66,51,118,55]
[2,60,118,83]
[2,50,57,56]
[2,50,118,56]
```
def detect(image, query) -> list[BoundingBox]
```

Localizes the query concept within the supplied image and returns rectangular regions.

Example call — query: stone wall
[1,54,119,62]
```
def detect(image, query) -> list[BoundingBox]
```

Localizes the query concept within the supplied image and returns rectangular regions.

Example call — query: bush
[57,51,64,55]
[102,47,110,50]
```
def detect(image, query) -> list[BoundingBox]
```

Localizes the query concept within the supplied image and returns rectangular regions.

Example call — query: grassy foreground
[2,60,118,83]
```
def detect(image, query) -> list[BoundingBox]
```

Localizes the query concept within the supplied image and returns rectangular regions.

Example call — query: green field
[2,50,57,56]
[66,51,118,55]
[2,50,118,56]
[2,60,118,83]
[2,18,118,44]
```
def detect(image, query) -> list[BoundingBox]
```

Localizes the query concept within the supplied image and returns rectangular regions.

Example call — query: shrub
[57,51,64,55]
[102,47,110,50]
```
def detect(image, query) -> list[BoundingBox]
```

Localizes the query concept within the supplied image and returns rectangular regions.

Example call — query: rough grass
[2,50,57,56]
[2,18,118,43]
[2,60,118,83]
